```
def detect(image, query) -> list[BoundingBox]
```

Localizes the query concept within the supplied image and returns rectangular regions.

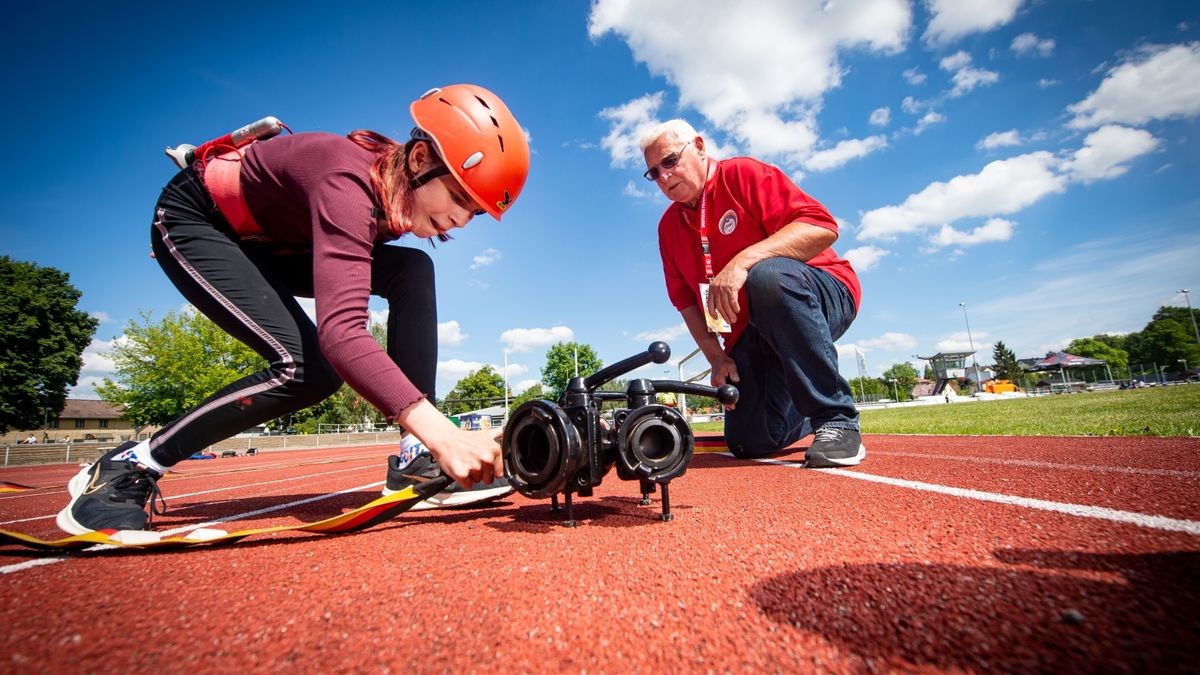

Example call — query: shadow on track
[750,548,1200,672]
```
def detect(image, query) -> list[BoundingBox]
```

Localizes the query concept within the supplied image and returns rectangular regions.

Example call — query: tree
[1124,306,1200,374]
[1065,337,1128,375]
[509,382,549,410]
[541,342,603,400]
[990,341,1024,382]
[880,362,919,401]
[97,310,267,427]
[443,366,505,415]
[0,257,98,434]
[847,376,885,401]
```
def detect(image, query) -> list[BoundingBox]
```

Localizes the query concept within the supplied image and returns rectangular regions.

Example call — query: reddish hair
[346,130,412,237]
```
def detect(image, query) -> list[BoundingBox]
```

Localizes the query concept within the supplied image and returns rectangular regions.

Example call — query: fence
[1,430,408,467]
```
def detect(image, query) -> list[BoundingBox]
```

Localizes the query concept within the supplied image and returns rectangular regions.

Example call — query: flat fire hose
[0,474,451,551]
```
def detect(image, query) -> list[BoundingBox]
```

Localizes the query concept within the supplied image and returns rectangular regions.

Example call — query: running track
[1,434,1197,672]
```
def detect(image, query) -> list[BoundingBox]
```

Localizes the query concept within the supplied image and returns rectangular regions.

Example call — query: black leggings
[145,167,436,468]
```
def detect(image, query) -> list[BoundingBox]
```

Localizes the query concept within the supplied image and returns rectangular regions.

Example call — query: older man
[640,119,865,467]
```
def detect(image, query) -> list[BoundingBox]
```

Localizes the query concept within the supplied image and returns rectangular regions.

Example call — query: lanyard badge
[684,189,730,334]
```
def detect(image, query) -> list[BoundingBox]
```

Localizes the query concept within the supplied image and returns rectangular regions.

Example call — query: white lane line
[869,450,1200,478]
[0,480,386,575]
[0,463,380,527]
[753,458,1200,536]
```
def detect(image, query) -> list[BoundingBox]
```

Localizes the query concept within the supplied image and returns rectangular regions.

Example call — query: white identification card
[699,283,731,333]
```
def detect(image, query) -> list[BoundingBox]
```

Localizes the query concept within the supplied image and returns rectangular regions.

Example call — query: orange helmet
[410,84,531,220]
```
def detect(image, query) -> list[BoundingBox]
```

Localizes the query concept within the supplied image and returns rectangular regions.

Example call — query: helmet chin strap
[409,165,450,190]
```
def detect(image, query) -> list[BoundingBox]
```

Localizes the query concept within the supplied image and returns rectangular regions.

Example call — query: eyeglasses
[643,143,692,181]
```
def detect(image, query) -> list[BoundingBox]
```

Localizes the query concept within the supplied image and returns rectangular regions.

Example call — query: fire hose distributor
[501,342,738,526]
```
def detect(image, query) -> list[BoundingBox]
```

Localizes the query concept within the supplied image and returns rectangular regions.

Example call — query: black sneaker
[56,442,167,534]
[806,427,867,468]
[383,451,514,510]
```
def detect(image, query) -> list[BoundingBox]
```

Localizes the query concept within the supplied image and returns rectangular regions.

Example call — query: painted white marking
[0,480,385,575]
[0,463,379,527]
[753,458,1200,536]
[870,450,1200,478]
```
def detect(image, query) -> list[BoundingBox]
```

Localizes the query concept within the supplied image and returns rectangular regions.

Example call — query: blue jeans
[724,257,858,459]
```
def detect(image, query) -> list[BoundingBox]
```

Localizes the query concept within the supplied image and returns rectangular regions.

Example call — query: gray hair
[638,119,700,152]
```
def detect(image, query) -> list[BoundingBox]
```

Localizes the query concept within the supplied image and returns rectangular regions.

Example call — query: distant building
[3,399,141,445]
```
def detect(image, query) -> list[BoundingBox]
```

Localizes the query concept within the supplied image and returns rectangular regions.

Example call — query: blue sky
[2,1,1198,400]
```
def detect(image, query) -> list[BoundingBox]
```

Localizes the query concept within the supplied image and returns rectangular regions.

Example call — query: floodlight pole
[1179,289,1200,347]
[959,303,983,393]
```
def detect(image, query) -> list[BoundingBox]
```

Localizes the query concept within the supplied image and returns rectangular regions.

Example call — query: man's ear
[694,136,706,157]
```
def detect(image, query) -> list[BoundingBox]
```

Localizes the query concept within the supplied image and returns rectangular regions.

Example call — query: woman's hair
[346,129,450,241]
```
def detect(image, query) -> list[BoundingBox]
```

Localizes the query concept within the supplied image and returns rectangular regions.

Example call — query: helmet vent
[474,95,492,110]
[489,116,500,128]
[497,135,505,152]
[462,151,484,170]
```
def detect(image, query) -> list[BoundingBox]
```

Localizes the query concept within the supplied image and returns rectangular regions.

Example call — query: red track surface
[2,434,1197,672]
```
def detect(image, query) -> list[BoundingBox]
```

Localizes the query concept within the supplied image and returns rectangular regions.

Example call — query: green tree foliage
[97,310,267,427]
[880,362,919,401]
[990,341,1024,382]
[443,365,506,415]
[509,382,549,410]
[1124,306,1200,374]
[0,257,98,434]
[541,342,603,400]
[1065,337,1129,374]
[847,376,886,401]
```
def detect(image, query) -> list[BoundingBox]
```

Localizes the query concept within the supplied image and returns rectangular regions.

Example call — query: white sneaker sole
[382,484,515,510]
[55,463,97,535]
[806,444,867,468]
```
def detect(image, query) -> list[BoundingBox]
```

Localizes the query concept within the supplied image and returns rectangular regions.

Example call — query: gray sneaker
[806,427,866,468]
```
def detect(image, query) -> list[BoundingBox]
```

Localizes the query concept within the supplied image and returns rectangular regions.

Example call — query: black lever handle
[648,380,739,406]
[582,342,670,392]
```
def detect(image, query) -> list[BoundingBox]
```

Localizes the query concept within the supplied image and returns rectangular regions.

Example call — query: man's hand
[709,352,740,409]
[706,261,748,325]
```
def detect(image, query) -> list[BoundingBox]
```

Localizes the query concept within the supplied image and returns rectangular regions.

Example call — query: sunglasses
[643,143,692,181]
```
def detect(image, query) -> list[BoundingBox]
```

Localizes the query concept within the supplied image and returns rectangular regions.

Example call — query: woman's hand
[428,428,504,488]
[396,399,504,487]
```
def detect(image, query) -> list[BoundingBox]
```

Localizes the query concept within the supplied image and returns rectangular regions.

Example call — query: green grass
[691,384,1200,437]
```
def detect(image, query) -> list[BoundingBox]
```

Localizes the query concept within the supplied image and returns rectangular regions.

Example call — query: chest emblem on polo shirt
[718,209,738,235]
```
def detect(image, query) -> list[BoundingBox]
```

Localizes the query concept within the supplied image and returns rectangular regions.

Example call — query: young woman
[58,84,531,534]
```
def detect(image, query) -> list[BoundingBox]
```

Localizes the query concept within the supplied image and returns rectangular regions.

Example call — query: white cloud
[976,129,1021,150]
[858,151,1066,240]
[470,248,501,270]
[938,51,999,97]
[805,135,888,171]
[857,331,919,351]
[901,96,923,114]
[1062,124,1161,183]
[623,180,657,199]
[438,320,467,347]
[1010,32,1055,57]
[902,68,927,85]
[501,326,574,353]
[296,298,317,322]
[923,0,1024,46]
[91,311,111,324]
[869,107,891,126]
[843,245,890,271]
[634,323,690,342]
[513,379,541,395]
[598,92,666,168]
[590,0,911,167]
[936,331,990,353]
[914,110,946,134]
[1037,78,1060,89]
[438,359,488,383]
[80,338,118,375]
[1067,42,1200,129]
[926,218,1015,250]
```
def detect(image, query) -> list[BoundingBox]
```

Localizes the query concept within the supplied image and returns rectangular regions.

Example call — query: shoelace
[813,427,845,443]
[111,468,168,527]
